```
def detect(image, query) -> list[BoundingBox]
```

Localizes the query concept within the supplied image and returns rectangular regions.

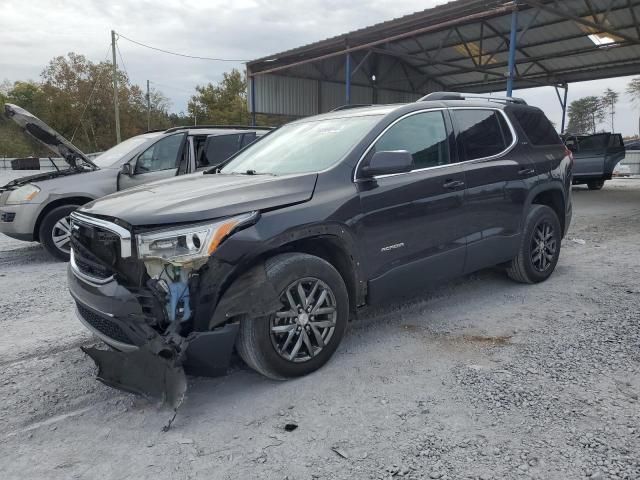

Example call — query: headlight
[6,184,40,204]
[136,212,258,263]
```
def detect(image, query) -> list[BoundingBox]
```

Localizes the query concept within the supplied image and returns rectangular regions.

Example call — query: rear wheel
[587,179,605,190]
[39,204,79,261]
[236,253,349,380]
[507,205,561,284]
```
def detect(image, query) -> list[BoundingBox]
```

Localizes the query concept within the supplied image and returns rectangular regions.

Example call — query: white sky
[1,0,639,135]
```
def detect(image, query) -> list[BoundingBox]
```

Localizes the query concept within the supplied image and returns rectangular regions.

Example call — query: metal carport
[246,0,640,132]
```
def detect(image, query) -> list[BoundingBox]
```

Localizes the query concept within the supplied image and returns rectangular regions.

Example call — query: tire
[236,253,349,380]
[39,204,79,261]
[507,205,562,284]
[587,179,605,190]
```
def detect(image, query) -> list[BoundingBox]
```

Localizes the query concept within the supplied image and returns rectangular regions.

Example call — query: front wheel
[587,179,605,190]
[236,253,349,380]
[507,205,561,284]
[39,204,80,261]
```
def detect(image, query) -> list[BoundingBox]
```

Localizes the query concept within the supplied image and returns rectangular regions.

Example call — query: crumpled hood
[4,103,95,169]
[80,171,318,226]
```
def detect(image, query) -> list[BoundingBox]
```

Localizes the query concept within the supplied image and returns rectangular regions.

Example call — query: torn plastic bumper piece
[82,323,239,408]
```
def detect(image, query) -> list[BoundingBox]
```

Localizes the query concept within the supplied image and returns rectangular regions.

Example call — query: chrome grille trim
[70,211,132,258]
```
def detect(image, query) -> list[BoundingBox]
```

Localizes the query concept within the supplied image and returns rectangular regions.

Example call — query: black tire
[507,205,562,284]
[587,179,605,190]
[236,253,349,380]
[39,204,79,261]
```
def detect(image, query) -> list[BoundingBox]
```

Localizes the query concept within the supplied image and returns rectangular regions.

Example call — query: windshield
[92,133,162,168]
[220,115,381,175]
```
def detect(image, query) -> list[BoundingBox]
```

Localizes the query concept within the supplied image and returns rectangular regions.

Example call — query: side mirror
[120,163,133,176]
[361,150,414,178]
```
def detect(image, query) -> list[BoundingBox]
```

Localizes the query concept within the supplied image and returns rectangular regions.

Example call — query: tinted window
[241,132,257,148]
[453,110,512,160]
[135,134,184,173]
[202,134,242,167]
[511,108,561,146]
[609,134,623,148]
[578,134,608,152]
[370,111,450,169]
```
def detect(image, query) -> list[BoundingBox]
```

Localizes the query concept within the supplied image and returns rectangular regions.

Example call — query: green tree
[627,77,640,136]
[188,69,251,125]
[567,96,606,134]
[601,88,619,132]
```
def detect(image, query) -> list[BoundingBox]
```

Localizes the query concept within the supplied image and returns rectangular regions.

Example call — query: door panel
[356,110,467,303]
[573,134,608,176]
[119,133,186,190]
[450,109,531,273]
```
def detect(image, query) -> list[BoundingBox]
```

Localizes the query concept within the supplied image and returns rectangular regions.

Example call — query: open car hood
[4,103,96,169]
[80,171,318,226]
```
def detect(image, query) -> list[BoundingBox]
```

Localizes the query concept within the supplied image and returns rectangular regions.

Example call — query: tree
[188,69,251,125]
[627,77,640,136]
[567,96,606,134]
[601,88,619,132]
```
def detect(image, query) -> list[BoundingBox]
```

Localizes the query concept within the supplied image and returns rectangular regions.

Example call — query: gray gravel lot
[0,170,638,480]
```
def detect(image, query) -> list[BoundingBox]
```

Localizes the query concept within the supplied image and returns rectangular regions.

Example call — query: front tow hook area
[81,323,240,410]
[81,343,187,410]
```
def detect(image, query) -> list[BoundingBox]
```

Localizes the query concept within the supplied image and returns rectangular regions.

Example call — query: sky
[1,0,639,136]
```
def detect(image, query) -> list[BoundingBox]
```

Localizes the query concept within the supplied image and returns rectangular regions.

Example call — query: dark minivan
[67,93,572,403]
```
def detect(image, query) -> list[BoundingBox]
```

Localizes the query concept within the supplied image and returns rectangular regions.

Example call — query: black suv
[67,93,572,402]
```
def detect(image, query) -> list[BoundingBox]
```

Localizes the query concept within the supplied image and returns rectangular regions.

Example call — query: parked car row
[0,104,270,259]
[35,92,572,403]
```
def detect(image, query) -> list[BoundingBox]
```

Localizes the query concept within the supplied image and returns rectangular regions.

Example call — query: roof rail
[163,124,274,133]
[419,92,527,105]
[330,104,373,112]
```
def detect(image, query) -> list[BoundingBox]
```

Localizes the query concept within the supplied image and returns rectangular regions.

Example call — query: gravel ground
[0,171,638,480]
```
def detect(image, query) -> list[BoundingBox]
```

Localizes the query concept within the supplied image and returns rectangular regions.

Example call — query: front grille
[0,212,16,222]
[71,222,121,267]
[77,303,134,345]
[72,246,114,280]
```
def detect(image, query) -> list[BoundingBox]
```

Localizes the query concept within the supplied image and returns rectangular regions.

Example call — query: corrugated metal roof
[247,0,640,115]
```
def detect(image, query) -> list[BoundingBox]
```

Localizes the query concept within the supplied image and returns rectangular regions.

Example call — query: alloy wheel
[51,216,72,255]
[270,277,338,363]
[530,221,556,272]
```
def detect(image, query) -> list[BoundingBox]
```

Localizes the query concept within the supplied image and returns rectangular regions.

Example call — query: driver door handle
[443,179,465,190]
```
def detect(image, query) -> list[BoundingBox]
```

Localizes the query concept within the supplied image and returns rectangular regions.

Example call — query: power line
[116,41,129,79]
[116,32,248,62]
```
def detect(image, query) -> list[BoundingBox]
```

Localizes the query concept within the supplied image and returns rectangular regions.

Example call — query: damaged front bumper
[68,264,239,407]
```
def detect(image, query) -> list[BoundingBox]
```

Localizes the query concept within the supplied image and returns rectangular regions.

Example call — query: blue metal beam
[345,53,352,104]
[250,75,256,126]
[506,7,518,96]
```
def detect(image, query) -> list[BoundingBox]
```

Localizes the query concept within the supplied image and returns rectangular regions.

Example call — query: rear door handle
[518,168,535,176]
[443,179,465,189]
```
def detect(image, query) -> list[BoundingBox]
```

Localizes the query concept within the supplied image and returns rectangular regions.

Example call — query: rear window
[511,108,561,146]
[453,109,513,160]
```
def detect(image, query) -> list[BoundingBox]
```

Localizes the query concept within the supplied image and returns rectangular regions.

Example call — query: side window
[369,111,450,169]
[200,134,242,168]
[453,110,512,160]
[135,134,184,174]
[577,134,607,152]
[510,108,561,146]
[241,132,257,149]
[608,134,623,148]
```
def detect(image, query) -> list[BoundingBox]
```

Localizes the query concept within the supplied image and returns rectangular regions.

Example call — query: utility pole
[146,80,151,131]
[111,30,121,144]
